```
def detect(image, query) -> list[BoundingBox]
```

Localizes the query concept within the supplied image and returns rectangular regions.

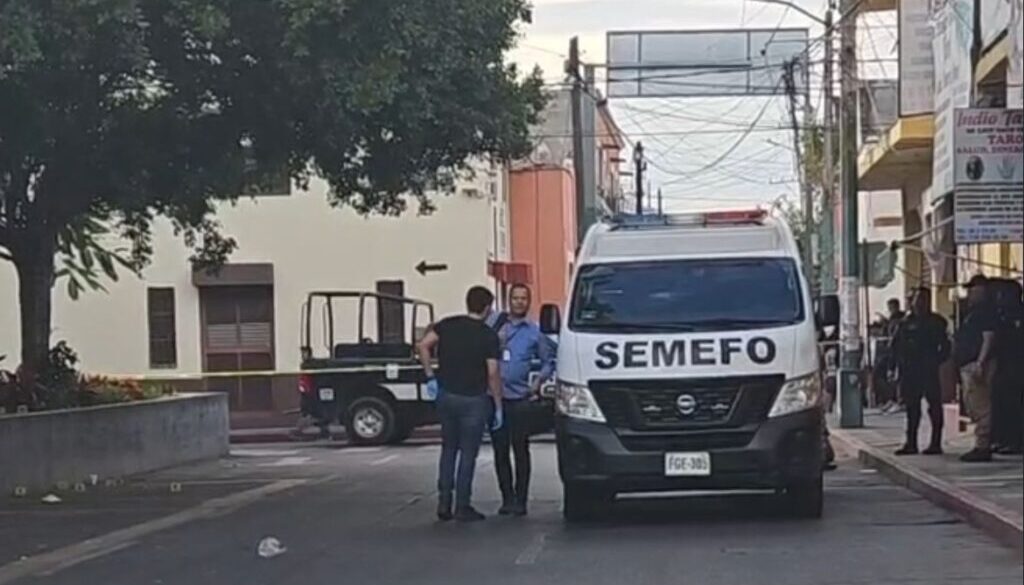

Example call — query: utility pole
[838,0,863,428]
[633,141,645,215]
[657,187,663,216]
[568,37,587,243]
[782,59,813,275]
[821,6,836,294]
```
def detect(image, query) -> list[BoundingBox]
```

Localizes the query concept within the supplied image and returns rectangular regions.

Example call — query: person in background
[890,287,950,455]
[954,275,999,463]
[877,297,907,413]
[417,286,504,522]
[489,283,556,516]
[289,377,331,441]
[992,279,1023,455]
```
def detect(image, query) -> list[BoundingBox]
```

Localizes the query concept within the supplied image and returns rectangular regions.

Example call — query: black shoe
[994,445,1022,455]
[455,507,486,522]
[923,444,943,455]
[437,497,453,521]
[959,448,992,463]
[498,501,516,516]
[894,445,918,456]
[511,502,528,517]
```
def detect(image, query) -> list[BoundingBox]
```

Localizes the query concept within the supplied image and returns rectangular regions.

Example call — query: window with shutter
[147,288,177,368]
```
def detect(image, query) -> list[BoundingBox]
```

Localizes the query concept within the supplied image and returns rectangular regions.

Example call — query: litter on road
[256,537,287,559]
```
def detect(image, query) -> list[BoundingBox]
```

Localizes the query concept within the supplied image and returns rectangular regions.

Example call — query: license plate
[318,388,335,401]
[664,452,711,477]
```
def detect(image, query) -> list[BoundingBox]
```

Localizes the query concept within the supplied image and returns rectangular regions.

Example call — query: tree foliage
[0,0,545,371]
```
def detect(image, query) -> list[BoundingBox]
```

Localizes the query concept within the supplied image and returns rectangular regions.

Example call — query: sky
[507,0,898,211]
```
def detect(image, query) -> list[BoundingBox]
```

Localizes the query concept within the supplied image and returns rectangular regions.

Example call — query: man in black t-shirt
[954,275,999,462]
[417,286,503,522]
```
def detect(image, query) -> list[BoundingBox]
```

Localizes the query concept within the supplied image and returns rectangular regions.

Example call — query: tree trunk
[14,235,56,379]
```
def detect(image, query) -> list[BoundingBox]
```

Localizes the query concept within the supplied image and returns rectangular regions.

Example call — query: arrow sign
[416,260,448,276]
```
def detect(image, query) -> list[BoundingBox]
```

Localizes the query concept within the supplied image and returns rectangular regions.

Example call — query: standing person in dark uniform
[954,275,1000,463]
[890,287,950,455]
[489,284,556,516]
[877,298,907,411]
[417,286,504,522]
[992,280,1023,455]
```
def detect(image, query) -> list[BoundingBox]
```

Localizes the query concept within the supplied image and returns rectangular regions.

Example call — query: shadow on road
[564,492,805,528]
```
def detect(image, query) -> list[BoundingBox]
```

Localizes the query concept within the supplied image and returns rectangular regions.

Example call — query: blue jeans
[437,392,491,509]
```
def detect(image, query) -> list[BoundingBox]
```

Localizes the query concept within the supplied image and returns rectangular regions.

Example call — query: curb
[831,429,1023,552]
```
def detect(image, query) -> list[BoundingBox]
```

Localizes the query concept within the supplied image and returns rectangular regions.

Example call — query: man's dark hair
[509,283,531,299]
[887,298,901,309]
[465,286,495,315]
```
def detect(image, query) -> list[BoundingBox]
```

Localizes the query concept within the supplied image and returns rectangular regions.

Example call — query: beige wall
[0,165,506,377]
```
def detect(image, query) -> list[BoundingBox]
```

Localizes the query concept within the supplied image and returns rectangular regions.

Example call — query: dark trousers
[992,367,1023,449]
[437,392,490,509]
[901,373,943,447]
[491,399,532,505]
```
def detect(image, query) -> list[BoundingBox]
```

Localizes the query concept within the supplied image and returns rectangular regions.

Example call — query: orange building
[504,92,625,316]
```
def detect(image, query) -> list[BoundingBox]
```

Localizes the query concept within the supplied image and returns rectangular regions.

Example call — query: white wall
[859,190,907,328]
[0,164,506,376]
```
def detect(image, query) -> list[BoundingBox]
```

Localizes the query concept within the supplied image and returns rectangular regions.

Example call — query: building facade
[856,0,1023,320]
[506,90,625,317]
[0,161,510,424]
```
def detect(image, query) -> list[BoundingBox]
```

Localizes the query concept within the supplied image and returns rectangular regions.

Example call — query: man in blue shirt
[490,283,556,516]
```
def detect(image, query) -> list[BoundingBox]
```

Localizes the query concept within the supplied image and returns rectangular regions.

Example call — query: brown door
[200,285,275,411]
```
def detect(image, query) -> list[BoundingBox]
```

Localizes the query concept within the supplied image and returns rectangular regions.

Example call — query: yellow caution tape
[98,363,428,382]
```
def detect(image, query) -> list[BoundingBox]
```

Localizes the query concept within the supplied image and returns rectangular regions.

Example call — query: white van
[539,210,836,521]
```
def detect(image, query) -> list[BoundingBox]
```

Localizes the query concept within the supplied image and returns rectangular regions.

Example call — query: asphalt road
[5,440,1022,585]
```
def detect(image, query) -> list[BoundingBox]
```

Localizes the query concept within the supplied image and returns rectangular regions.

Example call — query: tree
[0,0,545,376]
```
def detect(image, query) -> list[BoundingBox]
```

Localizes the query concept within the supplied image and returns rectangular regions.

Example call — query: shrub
[0,343,176,412]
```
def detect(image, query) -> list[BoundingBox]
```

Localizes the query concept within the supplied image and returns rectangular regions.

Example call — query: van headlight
[768,373,822,418]
[555,381,606,423]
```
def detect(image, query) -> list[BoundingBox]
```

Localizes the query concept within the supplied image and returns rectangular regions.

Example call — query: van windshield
[570,257,805,333]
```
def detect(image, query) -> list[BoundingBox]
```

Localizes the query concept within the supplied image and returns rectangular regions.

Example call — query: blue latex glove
[490,407,504,432]
[426,378,441,400]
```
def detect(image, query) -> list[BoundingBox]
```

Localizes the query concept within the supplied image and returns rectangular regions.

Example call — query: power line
[657,80,782,184]
[530,125,815,139]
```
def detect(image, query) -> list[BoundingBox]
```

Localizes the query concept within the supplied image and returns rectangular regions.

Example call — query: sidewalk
[830,409,1023,551]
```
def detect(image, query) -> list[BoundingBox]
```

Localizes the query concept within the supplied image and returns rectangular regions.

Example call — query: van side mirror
[816,294,840,328]
[540,304,561,335]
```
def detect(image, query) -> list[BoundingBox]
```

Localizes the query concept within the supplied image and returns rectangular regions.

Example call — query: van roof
[578,211,800,263]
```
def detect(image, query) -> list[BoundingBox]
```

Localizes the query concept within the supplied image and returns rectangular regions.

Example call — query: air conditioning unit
[461,187,483,199]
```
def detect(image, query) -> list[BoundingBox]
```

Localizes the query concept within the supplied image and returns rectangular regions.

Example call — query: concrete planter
[0,393,229,493]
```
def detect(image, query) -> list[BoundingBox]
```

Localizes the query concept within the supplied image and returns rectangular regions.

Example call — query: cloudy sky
[507,0,897,211]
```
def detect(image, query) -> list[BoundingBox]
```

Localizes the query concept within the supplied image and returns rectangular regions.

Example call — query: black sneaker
[923,444,943,455]
[511,502,528,517]
[455,507,486,522]
[498,500,516,516]
[894,445,918,456]
[959,448,992,463]
[437,498,453,522]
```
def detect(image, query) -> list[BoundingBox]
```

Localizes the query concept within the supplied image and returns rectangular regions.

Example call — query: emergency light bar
[608,209,766,230]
